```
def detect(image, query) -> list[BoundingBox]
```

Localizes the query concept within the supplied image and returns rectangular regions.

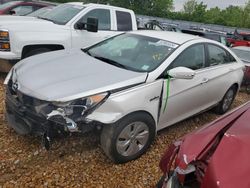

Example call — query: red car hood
[175,102,250,188]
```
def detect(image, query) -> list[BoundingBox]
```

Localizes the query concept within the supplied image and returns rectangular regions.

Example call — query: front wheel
[100,112,156,163]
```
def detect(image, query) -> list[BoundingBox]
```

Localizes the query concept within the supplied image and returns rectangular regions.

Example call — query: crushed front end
[5,71,108,146]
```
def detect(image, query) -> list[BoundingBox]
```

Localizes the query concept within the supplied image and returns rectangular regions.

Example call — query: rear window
[116,11,132,31]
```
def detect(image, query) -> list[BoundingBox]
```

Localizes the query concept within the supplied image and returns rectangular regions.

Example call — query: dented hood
[176,102,250,188]
[201,104,250,188]
[177,102,250,165]
[13,49,147,101]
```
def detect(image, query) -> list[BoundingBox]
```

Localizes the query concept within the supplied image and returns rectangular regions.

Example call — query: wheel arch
[21,44,64,59]
[117,110,157,130]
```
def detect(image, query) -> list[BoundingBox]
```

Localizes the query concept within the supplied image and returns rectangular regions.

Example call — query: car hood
[0,15,63,31]
[177,102,250,164]
[175,102,250,188]
[13,49,147,102]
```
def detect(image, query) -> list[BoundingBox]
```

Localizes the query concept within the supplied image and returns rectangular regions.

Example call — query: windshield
[87,34,178,72]
[27,7,52,17]
[0,1,20,10]
[38,4,85,25]
[232,48,250,63]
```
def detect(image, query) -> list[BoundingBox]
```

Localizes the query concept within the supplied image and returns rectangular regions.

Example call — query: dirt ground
[0,73,249,188]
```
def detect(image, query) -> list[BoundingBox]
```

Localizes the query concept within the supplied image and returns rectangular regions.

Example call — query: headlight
[52,93,108,116]
[0,30,9,40]
[0,29,10,51]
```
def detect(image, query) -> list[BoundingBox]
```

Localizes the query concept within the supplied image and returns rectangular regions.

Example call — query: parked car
[227,30,250,47]
[157,101,250,188]
[161,23,182,33]
[137,19,165,31]
[0,1,54,15]
[137,19,182,33]
[0,2,137,72]
[231,46,250,91]
[182,29,230,47]
[4,31,244,163]
[26,6,54,17]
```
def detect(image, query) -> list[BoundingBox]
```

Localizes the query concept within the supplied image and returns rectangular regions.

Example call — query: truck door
[71,8,119,48]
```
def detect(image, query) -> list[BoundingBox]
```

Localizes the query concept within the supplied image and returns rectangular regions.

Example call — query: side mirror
[86,17,98,32]
[168,67,195,80]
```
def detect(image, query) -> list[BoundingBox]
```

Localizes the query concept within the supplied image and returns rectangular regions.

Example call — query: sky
[174,0,249,11]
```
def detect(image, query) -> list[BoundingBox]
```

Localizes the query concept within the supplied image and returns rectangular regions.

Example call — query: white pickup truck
[0,2,137,71]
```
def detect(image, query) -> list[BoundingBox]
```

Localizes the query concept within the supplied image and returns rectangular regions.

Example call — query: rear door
[200,44,243,106]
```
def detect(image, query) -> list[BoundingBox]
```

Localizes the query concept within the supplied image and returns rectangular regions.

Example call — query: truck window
[81,9,111,30]
[116,11,132,31]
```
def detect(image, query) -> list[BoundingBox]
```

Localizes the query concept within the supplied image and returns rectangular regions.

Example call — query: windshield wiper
[93,56,129,70]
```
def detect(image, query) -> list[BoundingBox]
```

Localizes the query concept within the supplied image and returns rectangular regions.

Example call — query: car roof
[67,2,133,12]
[129,30,200,45]
[233,46,250,52]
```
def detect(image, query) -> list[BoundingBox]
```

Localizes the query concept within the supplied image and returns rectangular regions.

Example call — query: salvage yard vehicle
[26,6,54,17]
[4,31,244,163]
[182,29,230,47]
[157,101,250,188]
[231,46,250,93]
[0,0,55,15]
[227,30,250,47]
[0,2,137,71]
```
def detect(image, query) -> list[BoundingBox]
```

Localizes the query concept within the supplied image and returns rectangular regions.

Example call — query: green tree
[242,0,250,27]
[183,0,197,15]
[192,2,207,22]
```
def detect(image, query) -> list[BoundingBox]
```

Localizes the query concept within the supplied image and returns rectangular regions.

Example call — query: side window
[207,44,234,66]
[11,5,33,15]
[116,11,132,31]
[169,44,205,70]
[81,9,111,30]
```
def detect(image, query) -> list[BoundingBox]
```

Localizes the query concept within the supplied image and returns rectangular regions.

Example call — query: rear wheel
[214,86,237,114]
[100,112,155,163]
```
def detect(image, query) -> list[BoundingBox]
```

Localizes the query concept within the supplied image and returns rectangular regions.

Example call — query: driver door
[71,8,119,49]
[158,44,209,130]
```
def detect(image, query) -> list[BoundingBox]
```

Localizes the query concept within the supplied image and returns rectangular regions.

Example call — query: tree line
[172,0,250,29]
[49,0,250,29]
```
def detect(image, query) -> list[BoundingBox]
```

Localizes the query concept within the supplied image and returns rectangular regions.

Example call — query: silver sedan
[5,31,244,163]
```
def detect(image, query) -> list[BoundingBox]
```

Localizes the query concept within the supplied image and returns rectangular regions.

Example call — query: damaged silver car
[4,31,244,163]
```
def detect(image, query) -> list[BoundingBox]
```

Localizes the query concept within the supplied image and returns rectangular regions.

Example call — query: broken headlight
[52,93,108,117]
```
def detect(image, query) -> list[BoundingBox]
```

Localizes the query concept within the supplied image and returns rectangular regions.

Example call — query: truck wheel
[23,48,50,59]
[214,86,237,115]
[100,112,156,163]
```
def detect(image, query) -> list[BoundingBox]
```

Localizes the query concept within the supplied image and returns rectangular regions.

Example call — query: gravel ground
[0,73,249,188]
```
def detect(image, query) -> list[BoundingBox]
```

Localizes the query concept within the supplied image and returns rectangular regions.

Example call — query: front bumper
[6,90,57,136]
[5,88,96,137]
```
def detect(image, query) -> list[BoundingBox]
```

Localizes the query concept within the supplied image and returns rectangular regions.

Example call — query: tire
[23,48,50,59]
[100,112,156,164]
[214,85,237,115]
[156,176,165,188]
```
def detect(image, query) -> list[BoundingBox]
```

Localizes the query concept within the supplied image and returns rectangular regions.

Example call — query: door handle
[201,78,209,84]
[228,68,235,72]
